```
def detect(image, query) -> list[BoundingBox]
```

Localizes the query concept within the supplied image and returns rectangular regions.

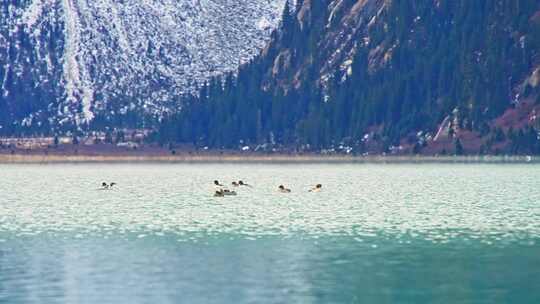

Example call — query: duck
[309,184,322,192]
[278,185,291,193]
[238,180,252,187]
[231,181,239,187]
[100,182,116,190]
[214,189,237,197]
[223,189,238,196]
[214,180,224,187]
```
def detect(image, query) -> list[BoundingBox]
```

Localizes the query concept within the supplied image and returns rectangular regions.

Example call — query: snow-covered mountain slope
[0,0,286,132]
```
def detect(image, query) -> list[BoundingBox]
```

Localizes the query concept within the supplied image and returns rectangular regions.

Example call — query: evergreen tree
[455,139,464,155]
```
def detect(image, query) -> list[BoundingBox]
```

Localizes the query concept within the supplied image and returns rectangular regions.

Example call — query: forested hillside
[160,0,540,155]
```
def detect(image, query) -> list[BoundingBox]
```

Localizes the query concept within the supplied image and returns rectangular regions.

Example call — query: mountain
[162,0,540,155]
[0,0,287,135]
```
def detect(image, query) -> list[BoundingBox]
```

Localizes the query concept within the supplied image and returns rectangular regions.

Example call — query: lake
[1,163,539,303]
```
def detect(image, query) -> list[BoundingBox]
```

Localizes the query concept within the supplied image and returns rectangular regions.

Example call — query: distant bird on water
[309,184,322,192]
[100,182,116,190]
[214,189,237,197]
[238,180,252,187]
[278,185,291,193]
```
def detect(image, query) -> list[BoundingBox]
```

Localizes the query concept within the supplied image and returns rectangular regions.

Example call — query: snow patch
[257,17,272,31]
[61,0,94,123]
[21,0,45,30]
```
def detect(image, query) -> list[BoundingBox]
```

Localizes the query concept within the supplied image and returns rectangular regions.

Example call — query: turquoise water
[1,163,539,303]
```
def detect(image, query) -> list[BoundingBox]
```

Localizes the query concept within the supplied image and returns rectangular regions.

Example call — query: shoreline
[0,153,537,164]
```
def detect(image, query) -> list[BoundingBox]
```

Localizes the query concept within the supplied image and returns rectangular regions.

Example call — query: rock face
[261,0,389,91]
[0,0,286,132]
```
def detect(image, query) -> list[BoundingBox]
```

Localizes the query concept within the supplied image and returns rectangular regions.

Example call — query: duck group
[98,179,320,196]
[213,180,321,197]
[214,180,239,197]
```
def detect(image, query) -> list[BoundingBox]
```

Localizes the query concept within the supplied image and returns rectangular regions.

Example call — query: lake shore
[0,152,537,164]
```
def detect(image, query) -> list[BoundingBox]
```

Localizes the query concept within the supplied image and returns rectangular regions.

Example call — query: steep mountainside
[0,0,286,135]
[163,0,540,154]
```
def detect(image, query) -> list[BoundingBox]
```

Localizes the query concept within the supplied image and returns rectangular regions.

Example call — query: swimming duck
[238,180,252,187]
[214,180,224,187]
[232,181,239,187]
[278,185,291,193]
[100,182,116,190]
[214,189,236,197]
[309,184,322,192]
[223,189,238,196]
